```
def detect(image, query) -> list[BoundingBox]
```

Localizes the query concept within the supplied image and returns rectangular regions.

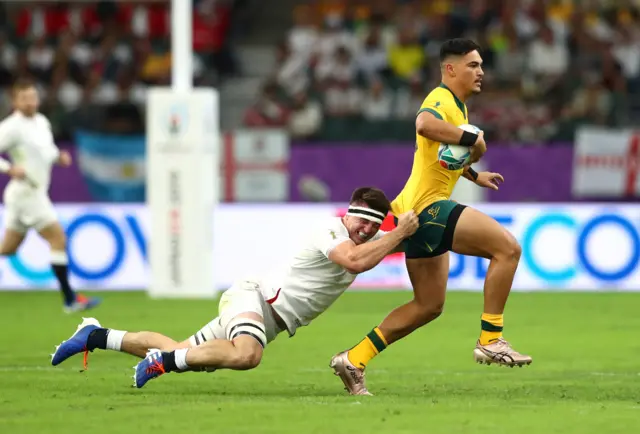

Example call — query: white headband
[346,206,386,224]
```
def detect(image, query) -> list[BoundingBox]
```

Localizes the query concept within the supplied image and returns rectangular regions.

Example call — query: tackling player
[50,187,418,389]
[331,39,532,396]
[0,79,100,313]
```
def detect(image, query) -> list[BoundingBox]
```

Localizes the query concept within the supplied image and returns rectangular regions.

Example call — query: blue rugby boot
[134,350,167,389]
[51,317,102,368]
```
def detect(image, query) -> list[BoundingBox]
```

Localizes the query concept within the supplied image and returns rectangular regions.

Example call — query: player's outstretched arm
[329,212,418,274]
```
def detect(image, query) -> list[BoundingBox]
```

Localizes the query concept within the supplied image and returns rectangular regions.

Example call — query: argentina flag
[74,130,146,202]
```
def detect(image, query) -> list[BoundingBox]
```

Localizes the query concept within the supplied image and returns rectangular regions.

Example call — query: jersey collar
[438,83,467,120]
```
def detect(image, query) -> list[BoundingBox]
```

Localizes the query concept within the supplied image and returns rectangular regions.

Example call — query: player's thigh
[0,227,26,255]
[2,204,29,250]
[189,281,272,349]
[406,252,449,308]
[34,199,62,245]
[399,200,463,259]
[451,206,521,260]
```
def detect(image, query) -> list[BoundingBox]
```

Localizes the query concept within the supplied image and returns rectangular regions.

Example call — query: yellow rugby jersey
[391,83,469,215]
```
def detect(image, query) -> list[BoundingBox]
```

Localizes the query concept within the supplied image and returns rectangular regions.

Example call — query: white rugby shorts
[189,279,284,348]
[3,184,57,233]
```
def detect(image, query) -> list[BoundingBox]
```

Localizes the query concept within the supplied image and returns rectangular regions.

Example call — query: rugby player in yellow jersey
[330,39,532,396]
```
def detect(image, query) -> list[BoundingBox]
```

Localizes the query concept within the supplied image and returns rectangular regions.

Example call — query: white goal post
[145,0,219,298]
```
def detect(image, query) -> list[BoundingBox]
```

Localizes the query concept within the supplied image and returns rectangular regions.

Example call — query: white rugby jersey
[261,217,386,336]
[0,111,60,192]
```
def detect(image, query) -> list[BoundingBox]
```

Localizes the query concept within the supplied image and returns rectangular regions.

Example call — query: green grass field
[1,291,639,434]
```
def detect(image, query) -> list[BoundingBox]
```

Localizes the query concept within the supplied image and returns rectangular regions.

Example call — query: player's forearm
[416,115,466,144]
[348,230,405,273]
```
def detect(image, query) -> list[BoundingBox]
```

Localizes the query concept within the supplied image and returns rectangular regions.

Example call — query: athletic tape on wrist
[459,130,478,147]
[468,167,479,181]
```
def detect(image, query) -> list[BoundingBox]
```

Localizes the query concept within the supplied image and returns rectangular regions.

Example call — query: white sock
[50,250,68,265]
[174,348,190,371]
[106,330,127,351]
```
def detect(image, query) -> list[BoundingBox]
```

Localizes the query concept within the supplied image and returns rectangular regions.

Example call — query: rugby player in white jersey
[50,187,418,390]
[0,79,100,313]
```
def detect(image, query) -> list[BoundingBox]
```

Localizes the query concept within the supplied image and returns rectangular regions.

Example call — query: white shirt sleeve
[313,226,352,258]
[0,118,16,154]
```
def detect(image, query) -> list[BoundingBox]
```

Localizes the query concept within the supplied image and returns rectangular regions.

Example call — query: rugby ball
[437,124,482,170]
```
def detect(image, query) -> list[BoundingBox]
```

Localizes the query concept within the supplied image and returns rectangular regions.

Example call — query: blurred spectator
[288,91,323,139]
[136,37,171,85]
[395,77,427,119]
[274,41,309,97]
[318,47,361,117]
[561,72,613,126]
[361,78,393,120]
[611,27,640,90]
[0,32,16,87]
[243,81,290,127]
[316,46,357,87]
[27,36,55,82]
[491,26,526,87]
[314,15,358,67]
[387,29,425,82]
[356,27,390,82]
[527,24,569,82]
[287,5,319,63]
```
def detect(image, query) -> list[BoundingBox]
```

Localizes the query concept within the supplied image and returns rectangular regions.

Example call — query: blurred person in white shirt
[288,91,323,139]
[361,78,393,120]
[0,78,100,313]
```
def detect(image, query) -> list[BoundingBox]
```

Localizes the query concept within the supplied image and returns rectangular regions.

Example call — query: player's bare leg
[184,333,263,370]
[377,253,449,343]
[332,253,449,395]
[0,228,26,256]
[120,332,190,358]
[133,312,266,388]
[39,222,100,312]
[52,318,196,369]
[451,207,531,367]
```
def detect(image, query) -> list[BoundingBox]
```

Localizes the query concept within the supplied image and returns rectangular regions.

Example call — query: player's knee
[49,233,67,250]
[498,232,521,263]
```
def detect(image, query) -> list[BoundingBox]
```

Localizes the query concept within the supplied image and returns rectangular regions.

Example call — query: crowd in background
[0,0,238,139]
[244,0,640,143]
[1,0,639,145]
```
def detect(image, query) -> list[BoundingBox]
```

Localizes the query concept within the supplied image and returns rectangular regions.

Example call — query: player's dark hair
[350,187,391,217]
[439,39,481,62]
[12,77,35,94]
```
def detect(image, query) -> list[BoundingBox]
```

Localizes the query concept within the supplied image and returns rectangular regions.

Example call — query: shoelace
[83,347,90,370]
[146,360,166,376]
